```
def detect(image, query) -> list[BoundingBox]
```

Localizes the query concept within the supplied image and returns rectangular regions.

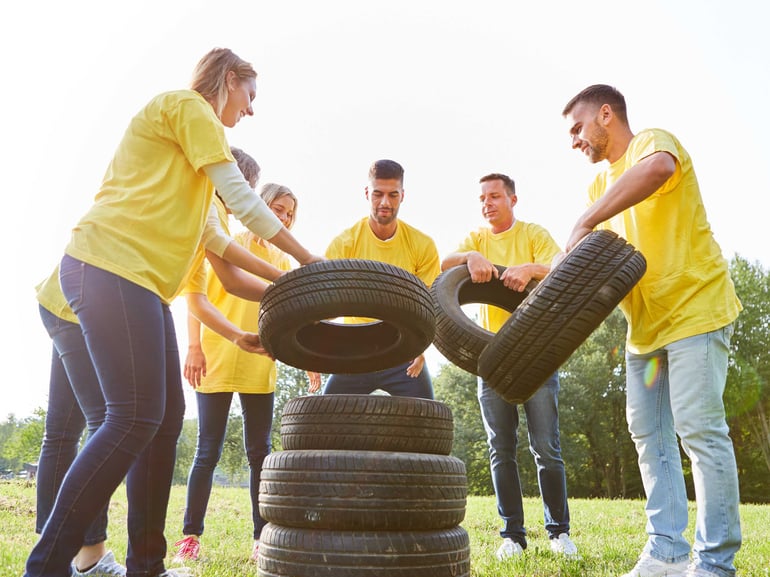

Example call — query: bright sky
[3,0,768,419]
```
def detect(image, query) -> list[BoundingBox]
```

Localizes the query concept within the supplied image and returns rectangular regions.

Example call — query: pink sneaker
[250,540,260,562]
[172,536,200,563]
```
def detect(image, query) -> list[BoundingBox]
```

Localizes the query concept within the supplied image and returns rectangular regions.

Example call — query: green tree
[1,409,45,472]
[726,255,770,502]
[433,363,493,495]
[0,415,20,473]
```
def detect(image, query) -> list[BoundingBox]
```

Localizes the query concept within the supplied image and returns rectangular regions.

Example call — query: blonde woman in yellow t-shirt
[174,183,320,564]
[27,48,321,577]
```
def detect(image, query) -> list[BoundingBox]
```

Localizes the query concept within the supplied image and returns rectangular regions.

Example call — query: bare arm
[263,227,325,266]
[185,292,268,356]
[206,250,270,302]
[221,241,284,281]
[183,311,206,388]
[441,251,499,282]
[566,151,676,251]
[499,263,550,292]
[442,252,546,292]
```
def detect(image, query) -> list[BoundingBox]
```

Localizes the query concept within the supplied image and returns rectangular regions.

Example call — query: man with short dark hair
[322,159,440,398]
[562,84,742,577]
[442,173,577,561]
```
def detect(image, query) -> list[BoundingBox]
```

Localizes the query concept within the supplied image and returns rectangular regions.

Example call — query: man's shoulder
[397,219,437,243]
[632,127,681,150]
[330,217,369,239]
[517,220,551,234]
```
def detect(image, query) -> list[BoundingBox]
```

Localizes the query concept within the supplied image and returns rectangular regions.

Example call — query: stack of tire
[253,234,647,574]
[257,394,470,577]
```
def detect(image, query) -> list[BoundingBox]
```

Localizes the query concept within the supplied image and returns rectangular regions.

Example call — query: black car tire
[478,230,646,403]
[258,524,470,577]
[280,394,454,455]
[259,450,467,531]
[431,264,536,375]
[258,259,435,374]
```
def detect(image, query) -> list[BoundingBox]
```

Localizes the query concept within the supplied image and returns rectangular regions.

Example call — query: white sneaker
[550,533,579,558]
[621,554,689,577]
[496,537,524,560]
[684,565,720,577]
[158,569,194,577]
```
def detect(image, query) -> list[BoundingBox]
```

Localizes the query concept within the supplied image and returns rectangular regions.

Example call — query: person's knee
[193,445,224,469]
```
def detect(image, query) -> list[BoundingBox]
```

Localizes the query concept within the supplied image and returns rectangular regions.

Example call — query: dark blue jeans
[183,391,274,540]
[322,361,434,398]
[477,372,570,548]
[25,255,185,577]
[36,305,108,546]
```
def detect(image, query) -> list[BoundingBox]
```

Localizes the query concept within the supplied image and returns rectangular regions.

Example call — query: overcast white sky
[2,0,768,419]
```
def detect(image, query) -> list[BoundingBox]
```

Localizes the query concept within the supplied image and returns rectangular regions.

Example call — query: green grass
[1,480,768,576]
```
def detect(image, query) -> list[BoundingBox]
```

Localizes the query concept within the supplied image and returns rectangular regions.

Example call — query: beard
[372,209,398,226]
[587,121,609,163]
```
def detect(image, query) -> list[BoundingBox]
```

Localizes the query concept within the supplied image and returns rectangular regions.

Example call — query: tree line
[2,256,767,502]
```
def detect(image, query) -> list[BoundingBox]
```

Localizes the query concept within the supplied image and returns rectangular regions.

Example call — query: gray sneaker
[71,551,126,577]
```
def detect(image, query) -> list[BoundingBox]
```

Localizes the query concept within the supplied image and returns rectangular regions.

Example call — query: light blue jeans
[626,325,741,577]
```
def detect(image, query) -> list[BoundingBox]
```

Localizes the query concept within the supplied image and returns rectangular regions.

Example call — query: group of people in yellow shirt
[26,44,742,577]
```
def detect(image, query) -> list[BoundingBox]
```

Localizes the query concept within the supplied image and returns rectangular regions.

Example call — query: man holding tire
[441,173,578,560]
[563,85,742,577]
[322,159,441,398]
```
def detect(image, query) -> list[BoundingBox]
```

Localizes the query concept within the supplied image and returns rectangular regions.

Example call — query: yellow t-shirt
[588,128,741,353]
[36,196,228,326]
[456,221,561,332]
[325,217,441,324]
[36,266,78,324]
[65,89,234,304]
[326,217,440,286]
[195,232,291,394]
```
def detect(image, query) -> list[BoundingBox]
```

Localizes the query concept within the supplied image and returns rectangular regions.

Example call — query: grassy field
[1,480,768,576]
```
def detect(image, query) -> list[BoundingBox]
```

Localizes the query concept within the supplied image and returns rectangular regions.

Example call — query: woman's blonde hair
[260,183,298,230]
[190,48,257,118]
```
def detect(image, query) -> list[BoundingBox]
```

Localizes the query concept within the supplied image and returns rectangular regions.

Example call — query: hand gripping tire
[257,259,436,374]
[478,230,646,403]
[280,394,454,455]
[431,264,537,375]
